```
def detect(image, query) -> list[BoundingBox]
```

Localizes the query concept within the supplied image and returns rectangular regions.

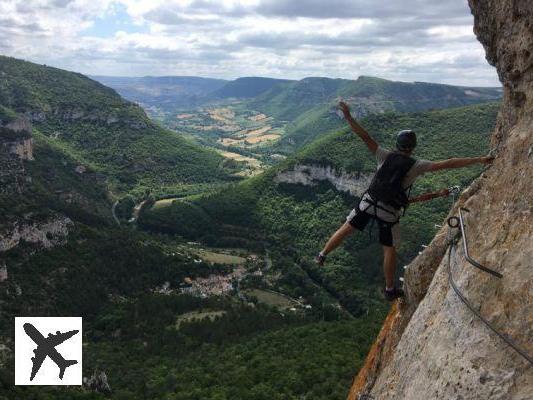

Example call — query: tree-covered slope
[249,76,501,153]
[83,315,382,400]
[270,102,345,152]
[250,76,501,122]
[293,101,500,176]
[248,77,351,121]
[1,130,381,400]
[0,56,232,194]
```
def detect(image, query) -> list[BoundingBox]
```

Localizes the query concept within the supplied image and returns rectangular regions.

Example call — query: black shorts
[346,208,400,247]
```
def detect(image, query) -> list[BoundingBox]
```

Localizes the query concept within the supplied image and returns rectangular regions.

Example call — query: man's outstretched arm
[429,155,494,171]
[339,101,378,154]
[409,188,450,204]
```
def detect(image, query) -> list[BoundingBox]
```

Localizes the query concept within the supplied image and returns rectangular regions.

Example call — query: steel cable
[446,192,532,367]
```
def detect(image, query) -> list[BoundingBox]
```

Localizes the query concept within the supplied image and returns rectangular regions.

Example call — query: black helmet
[396,130,417,151]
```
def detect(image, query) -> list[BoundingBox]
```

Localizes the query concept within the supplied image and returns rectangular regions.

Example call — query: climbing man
[316,101,494,301]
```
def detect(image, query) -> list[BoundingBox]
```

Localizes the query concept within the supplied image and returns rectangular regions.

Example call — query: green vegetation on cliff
[0,56,233,195]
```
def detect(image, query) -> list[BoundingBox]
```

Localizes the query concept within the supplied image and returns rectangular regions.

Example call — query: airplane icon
[23,323,79,381]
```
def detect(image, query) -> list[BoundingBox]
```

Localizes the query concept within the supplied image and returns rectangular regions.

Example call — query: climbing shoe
[315,252,326,266]
[384,287,404,301]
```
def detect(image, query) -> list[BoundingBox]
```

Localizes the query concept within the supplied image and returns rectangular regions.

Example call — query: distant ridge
[251,75,502,152]
[92,75,294,109]
[91,75,228,109]
[212,77,294,99]
[93,73,501,118]
[250,75,502,121]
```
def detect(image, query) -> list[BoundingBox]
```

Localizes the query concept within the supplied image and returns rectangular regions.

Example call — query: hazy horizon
[87,73,501,88]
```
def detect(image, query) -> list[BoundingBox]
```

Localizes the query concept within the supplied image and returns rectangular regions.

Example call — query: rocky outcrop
[274,164,372,196]
[4,138,33,161]
[0,215,71,288]
[0,116,34,194]
[0,216,72,253]
[0,264,7,282]
[348,2,533,399]
[24,107,148,129]
[0,116,34,161]
[84,369,112,394]
[0,151,26,195]
[0,116,32,136]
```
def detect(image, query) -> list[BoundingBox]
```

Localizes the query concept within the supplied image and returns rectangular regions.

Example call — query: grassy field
[245,289,298,309]
[245,133,281,144]
[244,125,272,137]
[219,151,261,165]
[248,113,268,121]
[195,249,248,265]
[209,107,235,122]
[152,198,177,209]
[175,310,227,329]
[162,241,252,266]
[219,130,281,147]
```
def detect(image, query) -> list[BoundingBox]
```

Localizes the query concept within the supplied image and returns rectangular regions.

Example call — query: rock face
[24,107,148,129]
[348,2,533,399]
[0,216,72,253]
[84,369,112,394]
[0,264,7,282]
[0,116,34,161]
[0,116,33,194]
[0,150,26,195]
[4,137,33,161]
[274,164,372,197]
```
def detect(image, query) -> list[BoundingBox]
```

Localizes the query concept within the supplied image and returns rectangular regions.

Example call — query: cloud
[0,17,46,33]
[0,0,499,86]
[254,0,468,20]
[235,23,474,51]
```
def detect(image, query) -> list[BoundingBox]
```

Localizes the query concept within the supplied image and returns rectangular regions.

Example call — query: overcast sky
[0,0,500,86]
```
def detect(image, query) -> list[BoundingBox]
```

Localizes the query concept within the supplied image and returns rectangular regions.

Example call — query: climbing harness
[360,184,455,243]
[446,192,533,366]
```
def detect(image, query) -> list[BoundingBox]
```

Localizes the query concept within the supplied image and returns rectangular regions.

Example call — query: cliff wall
[275,164,372,197]
[348,2,533,399]
[0,116,33,194]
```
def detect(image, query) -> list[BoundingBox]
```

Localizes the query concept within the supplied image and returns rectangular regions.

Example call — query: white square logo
[15,317,82,385]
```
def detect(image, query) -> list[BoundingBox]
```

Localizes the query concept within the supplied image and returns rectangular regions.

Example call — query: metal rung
[457,208,503,278]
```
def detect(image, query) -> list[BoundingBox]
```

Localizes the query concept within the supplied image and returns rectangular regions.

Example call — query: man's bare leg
[321,222,355,256]
[383,245,404,301]
[382,245,397,289]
